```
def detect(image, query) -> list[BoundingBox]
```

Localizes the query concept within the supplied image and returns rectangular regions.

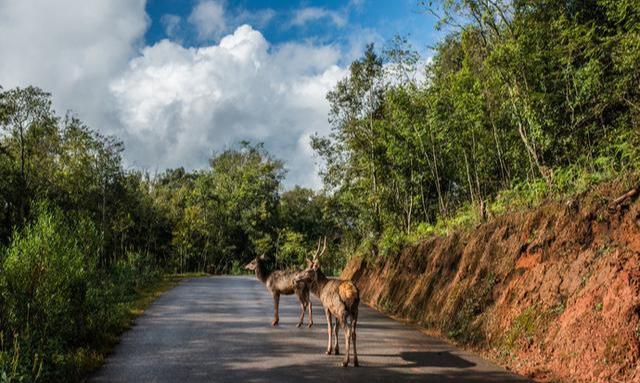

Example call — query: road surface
[91,276,530,383]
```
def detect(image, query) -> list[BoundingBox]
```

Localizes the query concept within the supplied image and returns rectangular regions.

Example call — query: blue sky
[0,0,442,188]
[144,0,440,55]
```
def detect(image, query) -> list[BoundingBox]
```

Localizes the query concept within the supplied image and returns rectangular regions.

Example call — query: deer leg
[325,309,333,355]
[295,290,305,327]
[341,317,350,367]
[298,302,306,327]
[333,317,340,355]
[352,313,359,367]
[352,312,359,367]
[272,292,280,326]
[307,298,313,327]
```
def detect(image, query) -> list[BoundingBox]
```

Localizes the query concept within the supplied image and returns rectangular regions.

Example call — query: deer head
[244,253,266,271]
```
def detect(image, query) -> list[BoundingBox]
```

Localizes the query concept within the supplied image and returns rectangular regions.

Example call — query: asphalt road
[91,276,530,383]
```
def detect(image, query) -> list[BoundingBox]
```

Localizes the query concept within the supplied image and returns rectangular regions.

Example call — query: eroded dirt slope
[342,180,640,383]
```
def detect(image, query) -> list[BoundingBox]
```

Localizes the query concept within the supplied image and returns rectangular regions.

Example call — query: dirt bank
[342,180,640,383]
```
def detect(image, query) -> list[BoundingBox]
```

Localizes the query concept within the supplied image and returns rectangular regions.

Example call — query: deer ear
[259,254,266,260]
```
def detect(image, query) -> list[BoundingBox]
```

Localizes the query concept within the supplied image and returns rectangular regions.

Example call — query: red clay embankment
[342,181,640,382]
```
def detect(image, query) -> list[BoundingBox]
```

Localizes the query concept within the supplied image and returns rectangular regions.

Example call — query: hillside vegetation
[1,0,640,381]
[343,177,640,382]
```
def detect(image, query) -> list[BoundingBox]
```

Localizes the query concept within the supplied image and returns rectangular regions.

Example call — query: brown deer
[295,238,360,367]
[244,254,313,327]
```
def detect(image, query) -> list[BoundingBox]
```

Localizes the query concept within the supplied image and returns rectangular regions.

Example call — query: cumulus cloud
[110,25,347,188]
[188,0,226,41]
[0,0,351,188]
[291,7,347,28]
[0,0,147,133]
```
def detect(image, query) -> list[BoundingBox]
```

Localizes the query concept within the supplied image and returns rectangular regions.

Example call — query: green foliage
[0,207,96,381]
[155,142,286,274]
[407,222,437,243]
[0,207,162,382]
[311,0,640,262]
[378,227,407,258]
[277,229,307,268]
[229,260,244,276]
[0,87,167,382]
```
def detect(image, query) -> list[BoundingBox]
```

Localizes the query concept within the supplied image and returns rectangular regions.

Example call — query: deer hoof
[326,350,332,355]
[272,320,279,326]
[341,361,348,367]
[353,360,359,367]
[297,322,302,328]
[308,322,313,328]
[334,350,340,355]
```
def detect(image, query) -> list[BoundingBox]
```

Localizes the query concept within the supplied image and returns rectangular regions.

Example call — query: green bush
[378,227,407,258]
[111,251,161,292]
[0,208,99,381]
[85,251,161,341]
[229,260,244,275]
[0,207,162,382]
[277,229,307,269]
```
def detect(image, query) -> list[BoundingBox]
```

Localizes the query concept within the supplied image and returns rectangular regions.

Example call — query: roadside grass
[80,272,206,379]
[125,272,205,318]
[0,268,205,383]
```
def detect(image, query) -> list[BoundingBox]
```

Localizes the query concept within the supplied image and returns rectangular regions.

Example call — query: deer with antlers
[244,254,313,327]
[295,238,360,367]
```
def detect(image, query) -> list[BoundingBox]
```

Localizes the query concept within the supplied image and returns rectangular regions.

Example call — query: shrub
[84,251,161,343]
[277,229,307,269]
[0,206,163,382]
[0,207,100,381]
[378,227,407,258]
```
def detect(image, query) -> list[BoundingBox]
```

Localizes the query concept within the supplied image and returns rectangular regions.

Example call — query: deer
[244,254,313,327]
[295,238,360,367]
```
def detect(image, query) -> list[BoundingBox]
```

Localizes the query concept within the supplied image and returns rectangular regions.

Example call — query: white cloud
[0,0,350,189]
[0,0,148,142]
[344,26,384,62]
[291,7,347,28]
[168,2,275,43]
[110,25,347,188]
[188,0,226,41]
[161,14,182,39]
[236,8,276,30]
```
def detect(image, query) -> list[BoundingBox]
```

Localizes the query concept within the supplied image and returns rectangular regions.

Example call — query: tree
[0,87,57,224]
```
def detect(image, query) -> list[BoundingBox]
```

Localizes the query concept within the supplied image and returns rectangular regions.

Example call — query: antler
[312,238,321,260]
[313,236,327,262]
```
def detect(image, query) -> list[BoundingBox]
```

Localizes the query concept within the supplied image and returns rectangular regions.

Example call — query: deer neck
[311,269,329,296]
[255,261,271,284]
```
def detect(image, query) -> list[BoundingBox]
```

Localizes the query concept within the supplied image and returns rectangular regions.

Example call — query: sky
[0,0,440,189]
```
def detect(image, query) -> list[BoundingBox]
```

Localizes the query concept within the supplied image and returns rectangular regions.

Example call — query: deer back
[267,270,302,294]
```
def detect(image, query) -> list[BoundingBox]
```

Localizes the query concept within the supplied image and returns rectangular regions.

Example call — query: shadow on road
[362,351,476,369]
[91,277,531,383]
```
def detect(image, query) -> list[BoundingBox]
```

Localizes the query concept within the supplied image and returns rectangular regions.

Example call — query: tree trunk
[463,149,475,205]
